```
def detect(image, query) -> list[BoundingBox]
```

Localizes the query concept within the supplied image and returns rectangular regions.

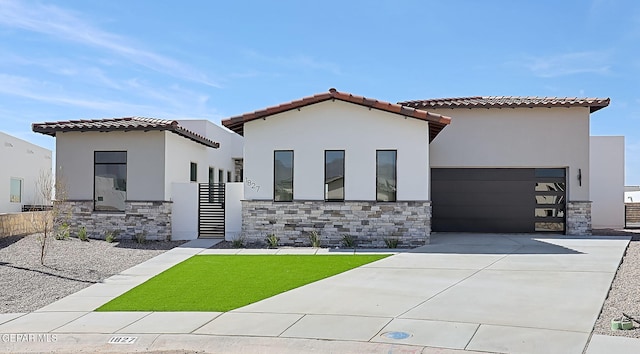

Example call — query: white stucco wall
[590,136,625,228]
[225,182,243,240]
[0,132,52,212]
[177,120,243,183]
[427,107,591,201]
[56,131,166,201]
[171,182,198,240]
[243,100,431,201]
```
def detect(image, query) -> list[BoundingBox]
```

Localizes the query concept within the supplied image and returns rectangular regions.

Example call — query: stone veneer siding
[566,201,592,235]
[242,200,431,248]
[56,200,172,241]
[0,211,49,238]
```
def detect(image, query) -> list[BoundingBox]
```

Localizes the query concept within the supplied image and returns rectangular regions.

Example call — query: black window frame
[94,151,127,212]
[190,162,198,182]
[274,150,294,202]
[208,167,215,184]
[376,150,397,202]
[227,170,232,183]
[324,150,345,202]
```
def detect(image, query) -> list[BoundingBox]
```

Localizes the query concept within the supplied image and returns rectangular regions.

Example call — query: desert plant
[231,234,245,248]
[135,231,147,244]
[341,234,356,248]
[265,233,279,248]
[105,230,119,243]
[77,226,89,241]
[308,230,321,248]
[54,223,70,240]
[384,237,399,249]
[30,170,70,265]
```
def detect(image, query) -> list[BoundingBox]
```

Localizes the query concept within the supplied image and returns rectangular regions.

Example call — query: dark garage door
[431,168,565,233]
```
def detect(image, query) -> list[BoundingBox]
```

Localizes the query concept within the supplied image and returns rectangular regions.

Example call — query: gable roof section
[222,88,452,142]
[32,117,220,148]
[399,96,610,113]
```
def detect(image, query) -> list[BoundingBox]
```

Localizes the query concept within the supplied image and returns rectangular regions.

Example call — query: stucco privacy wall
[243,100,431,201]
[0,132,52,213]
[427,107,591,201]
[590,136,625,228]
[56,131,166,200]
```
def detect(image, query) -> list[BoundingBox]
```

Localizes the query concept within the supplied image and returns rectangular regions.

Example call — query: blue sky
[1,0,639,183]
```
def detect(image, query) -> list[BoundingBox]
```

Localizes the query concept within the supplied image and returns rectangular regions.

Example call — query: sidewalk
[1,234,639,353]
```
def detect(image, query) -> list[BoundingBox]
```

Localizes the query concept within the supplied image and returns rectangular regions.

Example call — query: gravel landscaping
[0,233,184,313]
[592,229,640,338]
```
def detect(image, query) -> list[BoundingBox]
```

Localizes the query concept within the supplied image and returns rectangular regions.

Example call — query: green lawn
[96,254,388,312]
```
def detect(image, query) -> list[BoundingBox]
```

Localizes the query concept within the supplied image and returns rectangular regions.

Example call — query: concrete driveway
[0,233,631,353]
[217,234,629,353]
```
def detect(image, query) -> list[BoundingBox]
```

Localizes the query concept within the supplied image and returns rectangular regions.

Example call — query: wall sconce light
[578,168,582,186]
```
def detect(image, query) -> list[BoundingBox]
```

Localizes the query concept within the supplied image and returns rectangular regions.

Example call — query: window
[94,151,127,211]
[325,150,344,201]
[274,150,293,201]
[218,169,224,183]
[190,162,198,182]
[227,171,232,183]
[208,167,215,184]
[9,178,22,203]
[376,150,397,202]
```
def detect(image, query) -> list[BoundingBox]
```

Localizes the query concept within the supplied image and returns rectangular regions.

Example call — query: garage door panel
[431,180,533,194]
[431,168,565,233]
[435,205,532,219]
[434,218,536,233]
[432,168,535,181]
[431,192,533,206]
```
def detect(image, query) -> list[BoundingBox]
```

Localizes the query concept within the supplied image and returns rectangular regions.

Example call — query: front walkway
[0,234,637,353]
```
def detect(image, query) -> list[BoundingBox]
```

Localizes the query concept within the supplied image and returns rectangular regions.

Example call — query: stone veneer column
[56,200,172,241]
[241,200,431,248]
[566,201,592,236]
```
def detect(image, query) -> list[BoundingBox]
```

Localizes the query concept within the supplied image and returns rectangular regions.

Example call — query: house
[222,89,616,247]
[0,131,52,213]
[32,117,243,240]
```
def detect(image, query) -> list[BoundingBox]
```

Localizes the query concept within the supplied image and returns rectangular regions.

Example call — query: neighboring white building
[32,117,243,240]
[223,90,614,246]
[0,131,52,213]
[625,186,640,203]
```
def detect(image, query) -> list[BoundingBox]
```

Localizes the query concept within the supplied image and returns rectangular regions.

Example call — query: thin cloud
[0,0,219,87]
[245,50,342,75]
[0,73,155,112]
[517,51,612,78]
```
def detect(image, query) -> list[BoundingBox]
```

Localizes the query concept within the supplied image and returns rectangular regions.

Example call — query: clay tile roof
[222,88,452,142]
[398,96,610,113]
[32,117,220,148]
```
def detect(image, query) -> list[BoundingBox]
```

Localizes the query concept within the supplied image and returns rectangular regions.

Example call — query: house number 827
[245,178,260,192]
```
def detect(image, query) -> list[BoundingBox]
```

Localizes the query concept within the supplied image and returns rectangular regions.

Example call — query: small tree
[30,170,69,265]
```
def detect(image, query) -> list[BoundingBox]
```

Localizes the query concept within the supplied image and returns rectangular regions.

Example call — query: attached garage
[431,168,566,233]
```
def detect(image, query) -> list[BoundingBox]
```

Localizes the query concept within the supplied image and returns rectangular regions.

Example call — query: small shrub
[384,237,399,249]
[77,226,88,242]
[135,231,147,244]
[265,233,279,248]
[55,223,70,240]
[308,230,321,248]
[105,230,119,243]
[341,234,356,248]
[231,234,245,248]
